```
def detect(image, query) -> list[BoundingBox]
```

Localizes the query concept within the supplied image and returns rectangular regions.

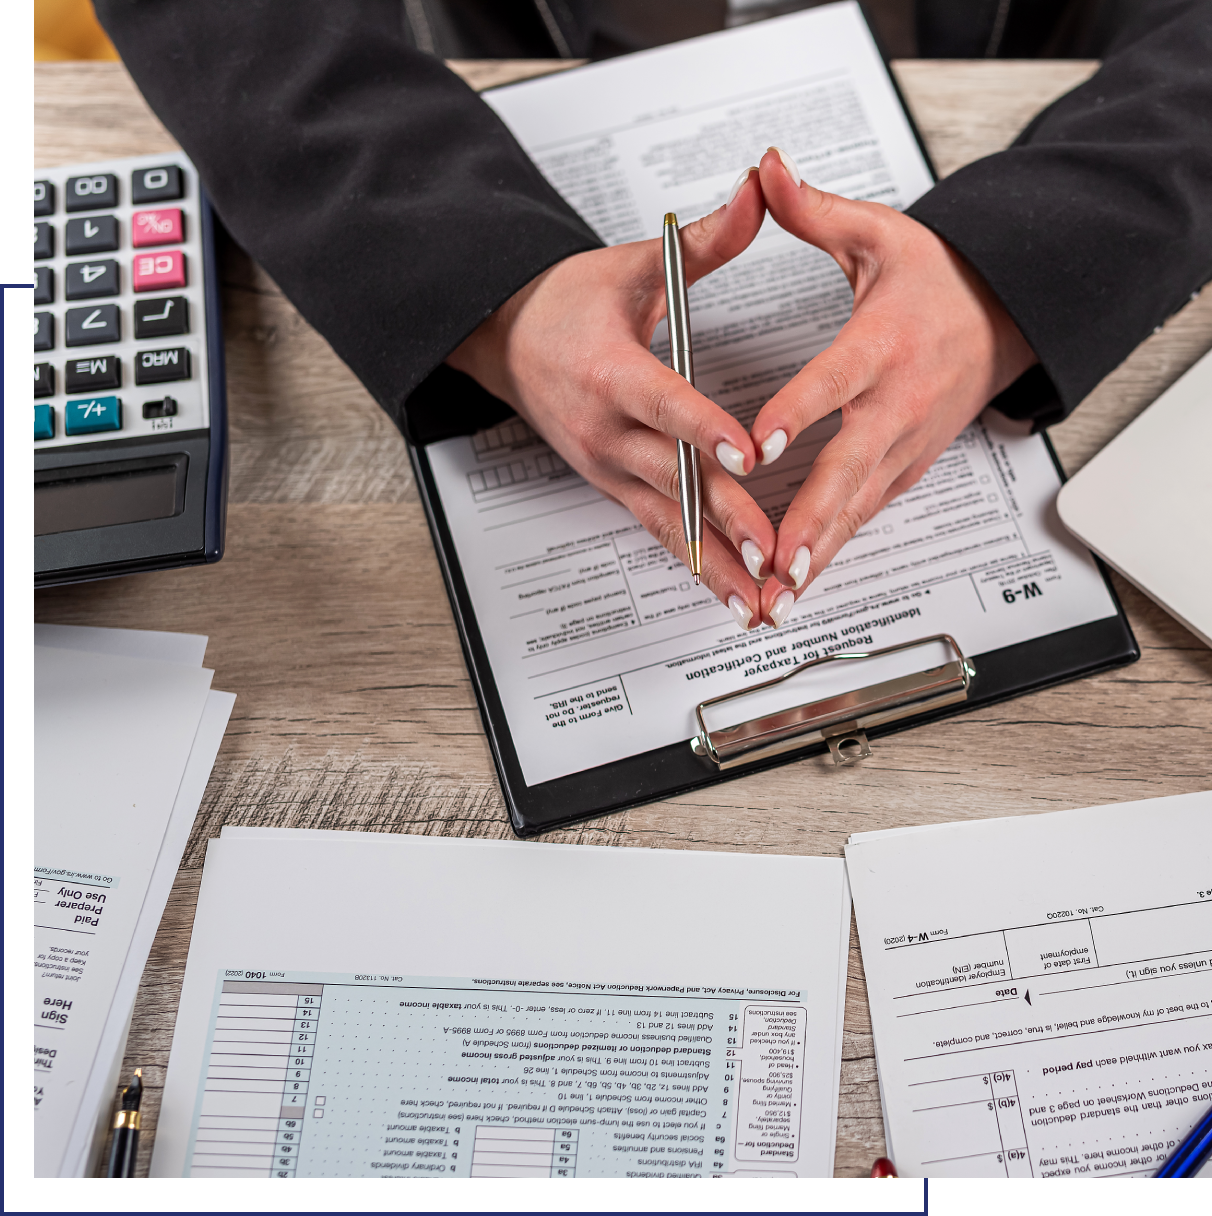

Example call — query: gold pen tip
[664,212,678,227]
[693,575,700,585]
[134,1068,142,1078]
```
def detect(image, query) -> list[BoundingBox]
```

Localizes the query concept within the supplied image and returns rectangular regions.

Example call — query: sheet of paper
[845,791,1212,1178]
[34,622,209,666]
[34,644,214,1176]
[486,2,933,428]
[428,411,1118,786]
[60,689,236,1178]
[427,4,1120,786]
[151,832,850,1178]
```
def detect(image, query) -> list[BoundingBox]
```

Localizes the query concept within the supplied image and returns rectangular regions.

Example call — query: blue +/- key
[64,395,122,436]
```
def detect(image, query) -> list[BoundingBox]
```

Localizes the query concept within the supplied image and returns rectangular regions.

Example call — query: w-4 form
[846,793,1212,1178]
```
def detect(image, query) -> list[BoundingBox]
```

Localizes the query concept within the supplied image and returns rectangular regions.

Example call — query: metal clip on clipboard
[692,634,976,770]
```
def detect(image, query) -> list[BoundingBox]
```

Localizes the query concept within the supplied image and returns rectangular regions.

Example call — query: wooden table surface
[35,58,1212,1177]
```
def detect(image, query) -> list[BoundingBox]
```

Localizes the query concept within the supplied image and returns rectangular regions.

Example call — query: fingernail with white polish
[770,146,801,187]
[788,544,812,589]
[726,166,757,206]
[760,429,788,465]
[741,539,765,580]
[716,440,747,476]
[768,588,795,629]
[728,595,753,631]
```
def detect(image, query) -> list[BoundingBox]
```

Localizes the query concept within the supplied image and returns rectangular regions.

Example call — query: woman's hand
[448,169,774,631]
[750,147,1038,628]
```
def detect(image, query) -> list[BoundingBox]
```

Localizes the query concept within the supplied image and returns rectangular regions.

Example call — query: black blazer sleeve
[907,0,1212,428]
[95,0,604,443]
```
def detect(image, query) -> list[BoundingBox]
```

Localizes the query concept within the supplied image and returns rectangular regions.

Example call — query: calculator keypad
[34,404,55,441]
[64,395,122,436]
[35,312,54,351]
[33,154,210,448]
[65,304,121,346]
[133,250,187,292]
[65,354,121,393]
[65,173,118,211]
[65,259,120,300]
[131,164,183,204]
[34,180,55,217]
[65,215,119,255]
[132,208,183,247]
[134,295,189,339]
[135,346,190,385]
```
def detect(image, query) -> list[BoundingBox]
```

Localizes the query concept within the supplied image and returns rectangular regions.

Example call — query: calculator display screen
[35,454,188,536]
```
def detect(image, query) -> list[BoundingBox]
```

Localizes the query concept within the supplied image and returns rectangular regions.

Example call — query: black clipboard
[404,13,1139,837]
[409,432,1137,838]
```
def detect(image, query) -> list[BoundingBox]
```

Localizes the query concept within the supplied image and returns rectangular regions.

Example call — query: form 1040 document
[426,4,1121,787]
[846,792,1212,1178]
[150,831,851,1178]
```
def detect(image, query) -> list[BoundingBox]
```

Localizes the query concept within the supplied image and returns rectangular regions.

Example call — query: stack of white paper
[845,792,1212,1178]
[34,624,235,1177]
[150,829,851,1179]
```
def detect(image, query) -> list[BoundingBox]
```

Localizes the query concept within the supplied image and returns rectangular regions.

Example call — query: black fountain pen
[107,1068,142,1177]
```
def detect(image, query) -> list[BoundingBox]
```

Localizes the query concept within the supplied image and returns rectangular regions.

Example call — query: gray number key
[65,304,121,346]
[66,259,121,300]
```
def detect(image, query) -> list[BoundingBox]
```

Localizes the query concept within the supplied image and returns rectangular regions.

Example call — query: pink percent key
[132,208,183,247]
[133,249,186,292]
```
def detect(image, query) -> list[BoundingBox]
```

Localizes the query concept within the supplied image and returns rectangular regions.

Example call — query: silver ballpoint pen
[662,213,703,584]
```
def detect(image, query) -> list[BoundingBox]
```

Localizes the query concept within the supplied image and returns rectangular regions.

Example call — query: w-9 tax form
[846,792,1212,1178]
[426,3,1119,786]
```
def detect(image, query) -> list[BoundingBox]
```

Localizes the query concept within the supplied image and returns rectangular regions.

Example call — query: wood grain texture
[889,59,1100,179]
[34,58,1212,1179]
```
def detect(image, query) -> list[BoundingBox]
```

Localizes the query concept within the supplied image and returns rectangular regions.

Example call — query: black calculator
[34,152,228,586]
